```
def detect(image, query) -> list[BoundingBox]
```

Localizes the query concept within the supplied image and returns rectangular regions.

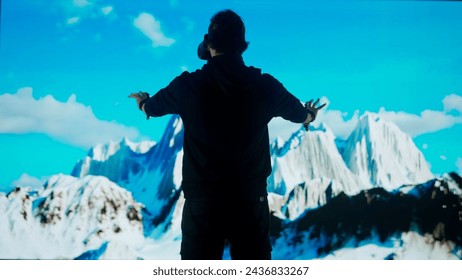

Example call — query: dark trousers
[180,195,272,260]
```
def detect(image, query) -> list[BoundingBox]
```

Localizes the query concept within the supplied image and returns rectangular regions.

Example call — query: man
[129,9,325,260]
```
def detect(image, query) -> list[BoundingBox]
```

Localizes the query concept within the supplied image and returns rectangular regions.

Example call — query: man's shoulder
[177,66,208,81]
[168,69,202,87]
[259,72,275,80]
[258,72,281,87]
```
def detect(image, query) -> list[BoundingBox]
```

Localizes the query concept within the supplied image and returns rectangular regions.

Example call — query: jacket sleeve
[263,74,308,123]
[144,74,185,117]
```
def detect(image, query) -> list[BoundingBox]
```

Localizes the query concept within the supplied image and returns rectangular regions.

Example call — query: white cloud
[422,143,428,150]
[101,6,113,16]
[0,88,140,149]
[316,99,360,139]
[268,117,302,142]
[269,94,462,141]
[456,158,462,176]
[443,94,462,113]
[12,173,47,189]
[56,1,114,26]
[66,17,80,25]
[319,94,462,139]
[376,108,459,137]
[133,13,175,47]
[440,155,447,161]
[376,94,462,137]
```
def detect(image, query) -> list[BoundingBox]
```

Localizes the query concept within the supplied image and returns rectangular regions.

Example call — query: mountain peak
[271,122,336,157]
[342,113,433,190]
[88,138,155,162]
[1,174,145,259]
[356,112,397,135]
[310,122,335,139]
[361,111,381,122]
[268,120,365,200]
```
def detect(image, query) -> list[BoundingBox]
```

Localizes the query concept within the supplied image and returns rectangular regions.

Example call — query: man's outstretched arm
[129,74,183,119]
[264,74,326,128]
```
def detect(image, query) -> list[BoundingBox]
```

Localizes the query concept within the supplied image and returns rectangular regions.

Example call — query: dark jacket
[144,54,308,199]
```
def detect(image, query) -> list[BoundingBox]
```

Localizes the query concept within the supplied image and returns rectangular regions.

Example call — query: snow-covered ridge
[0,174,145,259]
[271,172,462,260]
[72,115,184,232]
[3,113,455,260]
[268,123,365,200]
[266,113,434,219]
[76,113,436,223]
[89,137,156,162]
[342,113,433,191]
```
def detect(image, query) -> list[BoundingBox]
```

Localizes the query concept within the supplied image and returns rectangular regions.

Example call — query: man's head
[198,9,249,60]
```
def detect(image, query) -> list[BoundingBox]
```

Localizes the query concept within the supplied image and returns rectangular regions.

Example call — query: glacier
[1,113,461,259]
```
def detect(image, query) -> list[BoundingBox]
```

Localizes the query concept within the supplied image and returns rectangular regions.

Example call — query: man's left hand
[303,98,326,131]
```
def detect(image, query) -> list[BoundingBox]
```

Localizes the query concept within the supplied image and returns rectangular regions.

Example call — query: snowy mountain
[72,137,156,182]
[266,114,434,220]
[0,174,145,259]
[342,113,434,191]
[271,172,462,260]
[72,116,184,236]
[268,124,366,220]
[1,113,460,259]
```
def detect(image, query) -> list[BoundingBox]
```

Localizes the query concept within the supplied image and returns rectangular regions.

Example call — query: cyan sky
[1,0,461,191]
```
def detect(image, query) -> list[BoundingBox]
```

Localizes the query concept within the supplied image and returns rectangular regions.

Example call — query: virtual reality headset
[197,34,211,60]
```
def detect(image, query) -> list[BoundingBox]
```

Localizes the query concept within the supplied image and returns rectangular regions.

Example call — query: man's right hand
[128,91,150,119]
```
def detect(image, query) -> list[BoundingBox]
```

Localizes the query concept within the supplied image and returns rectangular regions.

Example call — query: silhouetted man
[129,9,325,260]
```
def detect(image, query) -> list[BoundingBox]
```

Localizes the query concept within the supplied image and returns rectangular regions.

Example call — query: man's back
[144,53,307,199]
